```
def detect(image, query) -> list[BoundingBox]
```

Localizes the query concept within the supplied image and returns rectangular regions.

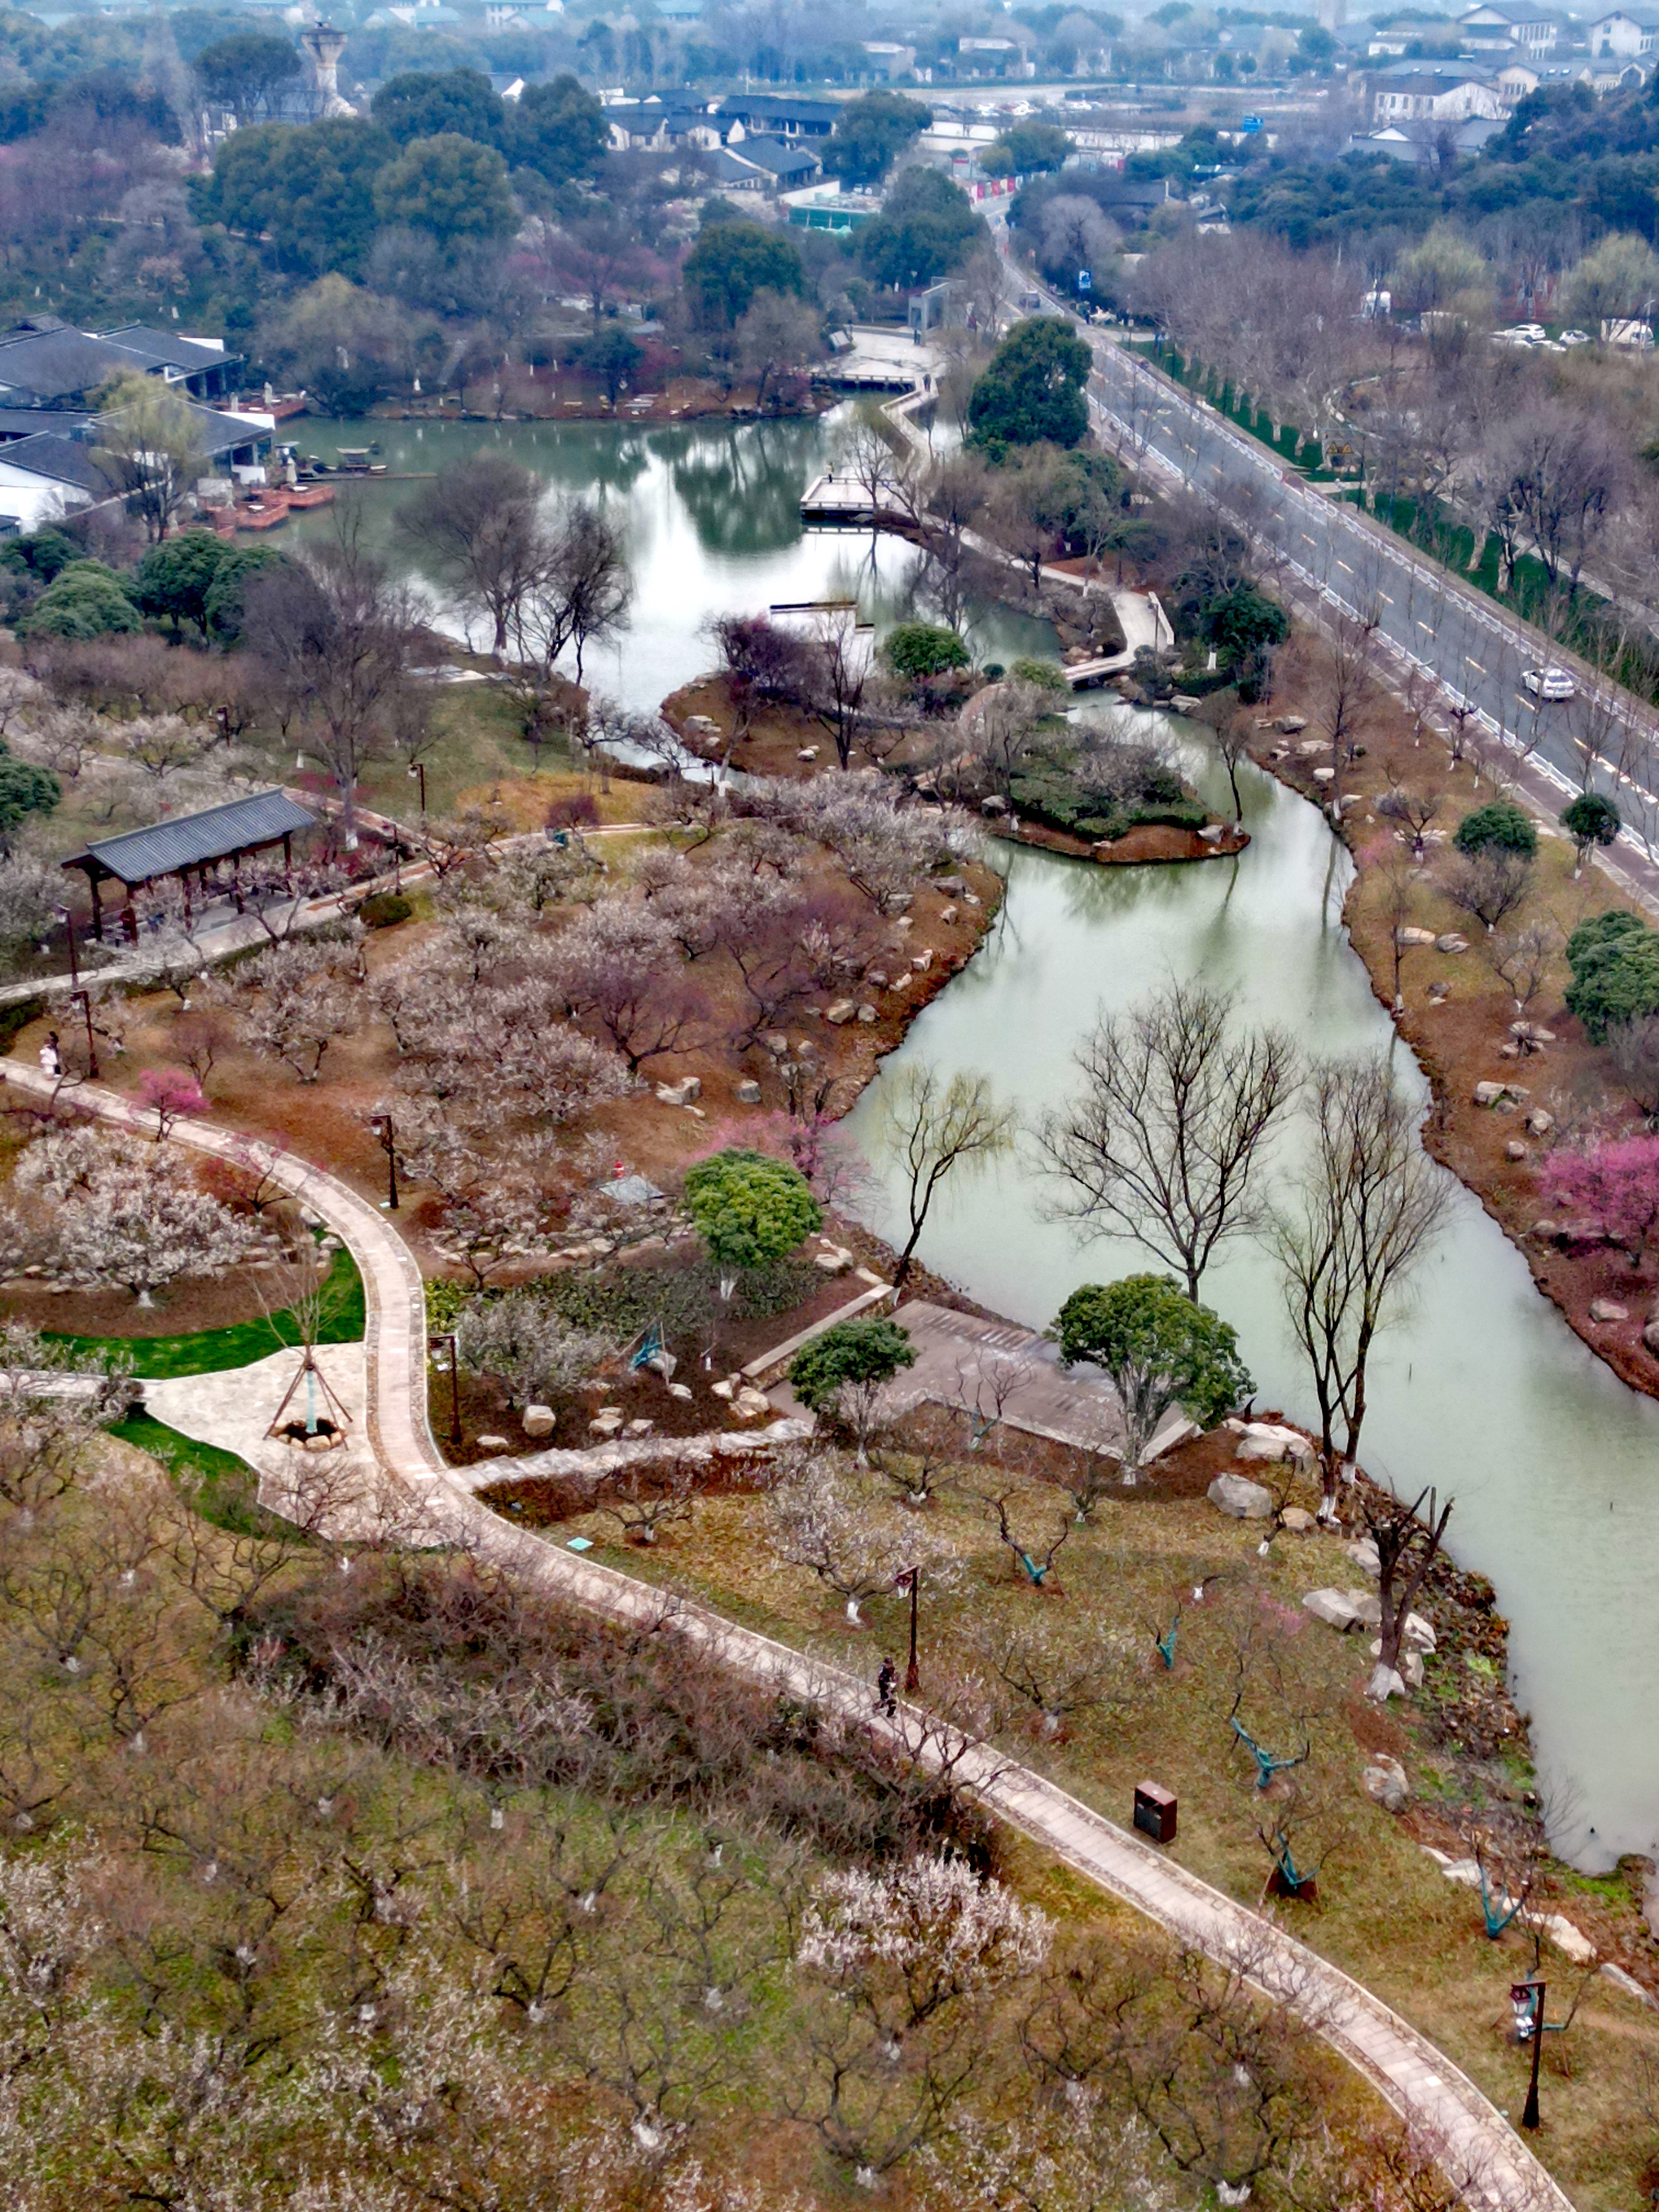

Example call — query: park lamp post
[408,760,427,819]
[1511,1979,1547,2131]
[428,1331,462,1454]
[53,905,98,1079]
[896,1566,921,1694]
[368,1113,398,1211]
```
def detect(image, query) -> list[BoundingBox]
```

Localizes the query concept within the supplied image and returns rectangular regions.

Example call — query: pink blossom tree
[1539,1135,1659,1272]
[134,1065,206,1141]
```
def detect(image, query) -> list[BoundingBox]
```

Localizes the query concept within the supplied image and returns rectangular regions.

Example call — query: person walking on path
[876,1656,897,1717]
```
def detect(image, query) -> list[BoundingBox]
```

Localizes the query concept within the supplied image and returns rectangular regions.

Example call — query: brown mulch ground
[0,1265,294,1340]
[1005,817,1249,867]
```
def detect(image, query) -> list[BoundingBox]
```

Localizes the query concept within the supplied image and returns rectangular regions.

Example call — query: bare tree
[805,607,877,771]
[1039,983,1300,1299]
[1443,848,1533,934]
[1272,1057,1451,1520]
[1357,1482,1453,1694]
[1486,918,1561,1043]
[876,1064,1015,1291]
[243,518,422,840]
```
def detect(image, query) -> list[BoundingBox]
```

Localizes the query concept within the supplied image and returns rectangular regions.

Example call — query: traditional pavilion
[62,789,318,940]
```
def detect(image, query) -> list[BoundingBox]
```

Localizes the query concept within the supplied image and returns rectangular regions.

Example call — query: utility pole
[1512,1979,1547,2131]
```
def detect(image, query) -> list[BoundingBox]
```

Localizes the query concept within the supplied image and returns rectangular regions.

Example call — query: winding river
[301,411,1659,1870]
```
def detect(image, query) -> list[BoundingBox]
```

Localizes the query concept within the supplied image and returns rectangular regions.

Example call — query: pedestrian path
[0,1056,1571,2212]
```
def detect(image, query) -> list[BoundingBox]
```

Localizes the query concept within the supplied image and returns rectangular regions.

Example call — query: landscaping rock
[1396,926,1437,947]
[476,1434,509,1453]
[732,1387,773,1420]
[1366,1663,1408,1701]
[1474,1080,1527,1107]
[1235,1421,1314,1466]
[668,1381,694,1401]
[1368,1639,1424,1688]
[1434,933,1469,954]
[939,905,958,922]
[760,1032,789,1057]
[589,1410,624,1436]
[797,746,820,762]
[709,1380,736,1401]
[1207,1472,1274,1519]
[1198,822,1227,843]
[625,1418,654,1437]
[1279,1506,1317,1533]
[1312,766,1336,785]
[1523,1108,1553,1137]
[1304,1589,1364,1632]
[1505,1140,1528,1162]
[911,950,933,972]
[654,1076,702,1107]
[814,1246,852,1274]
[980,794,1009,816]
[1426,980,1451,1004]
[1511,1022,1555,1045]
[1278,714,1308,733]
[857,1005,878,1023]
[1344,1588,1384,1628]
[1591,1297,1630,1323]
[735,1079,763,1104]
[1362,1753,1410,1812]
[825,1001,856,1025]
[1345,1538,1380,1576]
[522,1404,556,1438]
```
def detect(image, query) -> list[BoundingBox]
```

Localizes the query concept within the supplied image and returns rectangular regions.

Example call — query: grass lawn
[44,1246,365,1378]
[110,1408,270,1534]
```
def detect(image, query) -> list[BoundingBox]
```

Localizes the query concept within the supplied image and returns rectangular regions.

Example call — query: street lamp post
[429,1331,462,1454]
[1511,1979,1547,2130]
[369,1113,398,1211]
[897,1566,921,1693]
[54,905,98,1079]
[408,760,427,819]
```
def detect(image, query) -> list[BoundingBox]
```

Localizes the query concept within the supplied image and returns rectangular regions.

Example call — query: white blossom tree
[15,1130,258,1306]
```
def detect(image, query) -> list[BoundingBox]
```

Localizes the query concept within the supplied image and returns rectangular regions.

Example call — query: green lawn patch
[46,1245,365,1378]
[111,1408,273,1536]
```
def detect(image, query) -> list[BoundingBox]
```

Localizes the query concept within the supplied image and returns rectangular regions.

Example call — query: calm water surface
[847,720,1659,1870]
[300,416,1658,1865]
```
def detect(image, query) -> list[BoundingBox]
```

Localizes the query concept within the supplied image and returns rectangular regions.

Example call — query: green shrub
[0,753,58,839]
[1453,802,1537,859]
[1561,791,1621,862]
[359,890,413,928]
[1010,656,1066,693]
[1565,923,1659,1043]
[1566,909,1647,967]
[788,1315,915,1411]
[684,1147,821,1271]
[18,561,139,641]
[882,622,969,680]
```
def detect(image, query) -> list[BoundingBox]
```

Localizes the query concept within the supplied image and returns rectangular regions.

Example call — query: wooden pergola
[63,789,317,941]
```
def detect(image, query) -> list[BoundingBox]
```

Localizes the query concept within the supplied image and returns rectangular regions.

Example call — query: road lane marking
[1466,657,1486,674]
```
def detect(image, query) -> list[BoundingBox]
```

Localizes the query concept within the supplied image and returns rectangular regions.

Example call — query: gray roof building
[64,789,318,935]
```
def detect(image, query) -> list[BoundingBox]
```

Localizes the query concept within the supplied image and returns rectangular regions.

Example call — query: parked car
[1523,666,1576,703]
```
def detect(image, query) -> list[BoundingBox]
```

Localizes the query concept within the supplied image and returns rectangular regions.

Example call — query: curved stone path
[6,1062,1570,2212]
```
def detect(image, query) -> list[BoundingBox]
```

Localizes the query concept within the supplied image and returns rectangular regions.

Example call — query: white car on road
[1523,666,1576,703]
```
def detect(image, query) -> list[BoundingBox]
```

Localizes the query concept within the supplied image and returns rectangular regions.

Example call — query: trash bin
[1133,1781,1177,1844]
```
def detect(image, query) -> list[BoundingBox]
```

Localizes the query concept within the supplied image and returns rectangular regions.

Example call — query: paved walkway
[0,1058,1570,2212]
[873,1298,1195,1462]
